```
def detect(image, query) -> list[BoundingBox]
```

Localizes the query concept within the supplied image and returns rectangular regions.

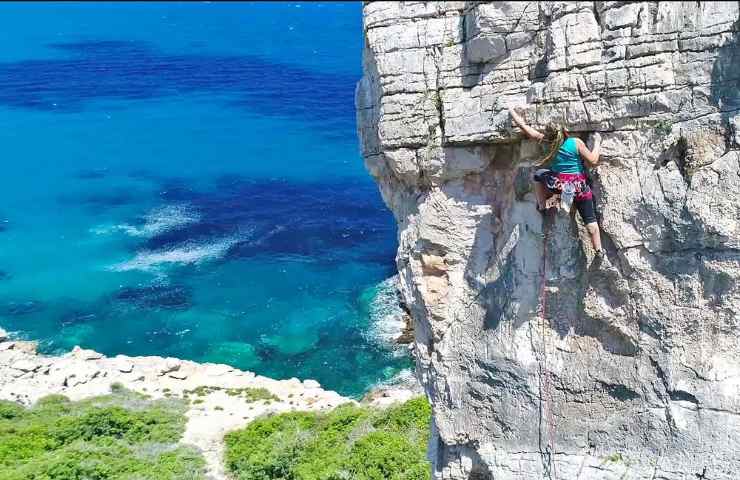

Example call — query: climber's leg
[576,197,602,252]
[586,222,602,252]
[534,181,548,210]
[532,169,553,210]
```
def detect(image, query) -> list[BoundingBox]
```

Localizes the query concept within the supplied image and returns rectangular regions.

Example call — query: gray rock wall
[357,2,740,479]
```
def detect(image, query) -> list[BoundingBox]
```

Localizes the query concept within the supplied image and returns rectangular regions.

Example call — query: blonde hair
[536,124,567,167]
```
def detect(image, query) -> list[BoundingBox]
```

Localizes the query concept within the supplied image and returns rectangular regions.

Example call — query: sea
[0,1,412,397]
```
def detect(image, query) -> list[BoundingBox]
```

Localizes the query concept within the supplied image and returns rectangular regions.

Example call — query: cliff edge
[357,2,739,479]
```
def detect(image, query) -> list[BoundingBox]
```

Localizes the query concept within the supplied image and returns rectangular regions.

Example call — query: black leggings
[575,196,597,224]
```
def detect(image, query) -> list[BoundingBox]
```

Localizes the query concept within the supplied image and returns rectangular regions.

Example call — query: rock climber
[508,106,604,257]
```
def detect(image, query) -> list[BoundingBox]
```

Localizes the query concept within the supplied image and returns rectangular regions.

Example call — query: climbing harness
[536,169,592,215]
[536,211,558,479]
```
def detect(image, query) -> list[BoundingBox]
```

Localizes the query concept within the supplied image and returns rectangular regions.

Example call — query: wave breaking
[363,275,409,351]
[109,236,243,272]
[92,204,200,239]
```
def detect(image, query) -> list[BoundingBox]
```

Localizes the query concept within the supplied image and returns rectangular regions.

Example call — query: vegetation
[605,452,624,463]
[654,119,673,136]
[0,385,432,480]
[0,388,205,480]
[183,385,278,403]
[224,396,432,480]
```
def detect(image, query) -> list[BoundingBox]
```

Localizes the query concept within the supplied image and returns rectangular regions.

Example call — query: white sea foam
[92,204,200,238]
[109,236,243,273]
[365,275,407,350]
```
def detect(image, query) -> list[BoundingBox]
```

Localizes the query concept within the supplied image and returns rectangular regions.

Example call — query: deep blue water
[0,2,410,396]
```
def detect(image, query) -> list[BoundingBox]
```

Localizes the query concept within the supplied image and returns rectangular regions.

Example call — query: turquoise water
[0,2,411,396]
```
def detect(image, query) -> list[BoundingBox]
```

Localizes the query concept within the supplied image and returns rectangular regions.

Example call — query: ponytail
[536,124,566,167]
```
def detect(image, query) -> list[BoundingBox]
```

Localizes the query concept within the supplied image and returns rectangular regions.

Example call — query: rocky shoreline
[0,328,420,479]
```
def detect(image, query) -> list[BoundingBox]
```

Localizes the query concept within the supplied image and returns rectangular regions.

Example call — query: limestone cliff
[357,2,740,479]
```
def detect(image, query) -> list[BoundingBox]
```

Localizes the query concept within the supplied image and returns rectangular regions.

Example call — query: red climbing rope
[538,211,558,479]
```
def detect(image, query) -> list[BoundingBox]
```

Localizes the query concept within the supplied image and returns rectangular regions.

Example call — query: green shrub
[654,119,672,136]
[0,388,205,480]
[2,441,205,480]
[51,404,185,444]
[224,397,432,480]
[224,411,318,479]
[345,431,427,480]
[373,396,431,434]
[35,394,71,409]
[183,385,278,403]
[292,404,370,478]
[0,401,24,420]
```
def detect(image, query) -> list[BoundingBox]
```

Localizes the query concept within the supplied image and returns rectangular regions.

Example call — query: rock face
[357,2,740,479]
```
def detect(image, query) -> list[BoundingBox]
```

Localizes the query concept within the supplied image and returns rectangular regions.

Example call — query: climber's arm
[508,107,544,141]
[576,133,602,167]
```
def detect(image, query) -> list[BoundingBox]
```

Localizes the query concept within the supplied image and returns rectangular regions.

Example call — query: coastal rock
[358,2,740,479]
[0,328,7,342]
[205,364,236,377]
[69,345,104,360]
[396,301,415,344]
[112,356,134,373]
[159,357,181,375]
[7,341,38,354]
[168,370,189,380]
[11,359,38,373]
[302,379,321,389]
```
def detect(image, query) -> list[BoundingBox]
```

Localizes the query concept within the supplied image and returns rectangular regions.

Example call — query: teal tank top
[550,137,583,174]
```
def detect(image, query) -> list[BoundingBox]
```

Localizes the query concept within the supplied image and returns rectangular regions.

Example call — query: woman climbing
[508,106,604,256]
